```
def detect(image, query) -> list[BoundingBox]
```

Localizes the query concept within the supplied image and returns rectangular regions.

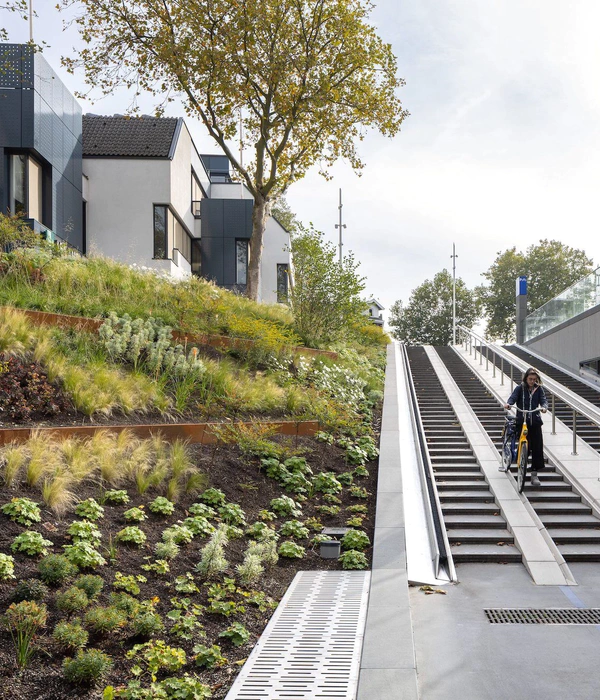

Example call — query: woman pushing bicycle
[504,367,548,487]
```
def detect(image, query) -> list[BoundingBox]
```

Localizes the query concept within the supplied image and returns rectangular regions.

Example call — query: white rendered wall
[84,157,172,273]
[210,182,254,200]
[259,217,291,304]
[169,124,196,236]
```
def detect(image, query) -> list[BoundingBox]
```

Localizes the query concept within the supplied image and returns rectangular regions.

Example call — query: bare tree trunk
[247,196,269,301]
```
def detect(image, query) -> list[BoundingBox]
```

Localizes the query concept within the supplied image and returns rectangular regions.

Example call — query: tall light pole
[334,188,346,265]
[451,243,458,345]
[29,0,33,42]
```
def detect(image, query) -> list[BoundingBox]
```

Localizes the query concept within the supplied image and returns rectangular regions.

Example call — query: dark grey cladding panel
[223,199,252,238]
[200,199,224,238]
[36,99,55,164]
[53,117,65,175]
[0,89,23,144]
[200,236,224,285]
[21,89,34,146]
[0,44,33,88]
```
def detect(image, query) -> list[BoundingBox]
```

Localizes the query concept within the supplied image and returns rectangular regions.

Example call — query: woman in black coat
[504,367,548,487]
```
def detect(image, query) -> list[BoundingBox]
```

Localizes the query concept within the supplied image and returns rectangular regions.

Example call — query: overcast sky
[3,1,600,322]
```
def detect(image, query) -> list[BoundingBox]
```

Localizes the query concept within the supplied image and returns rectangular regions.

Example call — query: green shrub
[339,549,368,570]
[278,541,305,559]
[346,504,368,514]
[74,574,104,599]
[39,554,77,586]
[270,495,302,517]
[116,526,147,546]
[248,539,279,566]
[0,553,16,581]
[103,489,131,505]
[188,502,216,518]
[1,497,42,526]
[279,520,309,539]
[174,572,200,594]
[141,558,170,575]
[11,531,53,557]
[338,471,354,486]
[218,621,250,647]
[353,465,370,478]
[74,499,105,521]
[12,578,49,602]
[246,521,277,541]
[162,523,193,545]
[56,586,90,614]
[154,539,180,560]
[53,619,89,652]
[193,643,227,669]
[123,506,148,523]
[166,602,206,640]
[63,648,113,685]
[127,640,187,679]
[155,675,212,699]
[349,486,369,499]
[198,488,226,507]
[131,609,164,639]
[5,600,47,668]
[113,572,147,596]
[63,542,107,569]
[236,553,264,585]
[341,529,370,551]
[182,516,215,538]
[148,496,175,516]
[109,592,141,617]
[312,472,342,494]
[346,516,364,527]
[323,493,342,504]
[195,526,229,578]
[315,504,340,516]
[257,509,276,521]
[67,520,102,545]
[304,516,323,531]
[84,606,127,635]
[218,502,246,526]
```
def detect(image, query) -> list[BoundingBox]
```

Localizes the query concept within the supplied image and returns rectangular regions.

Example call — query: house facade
[1,43,291,304]
[0,44,83,249]
[366,298,385,327]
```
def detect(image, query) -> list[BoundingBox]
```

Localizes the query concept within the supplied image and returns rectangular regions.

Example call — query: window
[153,205,167,259]
[154,205,193,263]
[169,210,191,263]
[191,170,203,217]
[28,157,43,222]
[236,239,249,285]
[10,154,27,216]
[191,239,201,276]
[277,263,289,303]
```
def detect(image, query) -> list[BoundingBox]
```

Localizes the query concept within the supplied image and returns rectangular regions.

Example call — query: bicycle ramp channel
[452,341,600,567]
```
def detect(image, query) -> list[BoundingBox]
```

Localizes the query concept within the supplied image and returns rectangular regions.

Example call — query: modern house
[1,43,291,304]
[366,298,385,327]
[0,44,83,249]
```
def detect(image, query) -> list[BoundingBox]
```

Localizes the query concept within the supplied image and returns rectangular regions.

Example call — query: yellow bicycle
[508,406,542,493]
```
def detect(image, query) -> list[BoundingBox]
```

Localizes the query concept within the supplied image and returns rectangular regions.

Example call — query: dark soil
[0,431,379,699]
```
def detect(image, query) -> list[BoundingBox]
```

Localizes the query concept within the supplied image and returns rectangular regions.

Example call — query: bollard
[572,410,578,456]
[501,357,504,385]
[551,394,556,435]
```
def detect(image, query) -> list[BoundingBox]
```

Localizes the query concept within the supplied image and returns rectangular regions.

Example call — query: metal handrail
[457,325,600,436]
[400,344,456,583]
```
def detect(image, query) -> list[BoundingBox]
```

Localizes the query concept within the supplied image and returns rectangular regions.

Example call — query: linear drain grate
[485,608,600,624]
[225,571,370,699]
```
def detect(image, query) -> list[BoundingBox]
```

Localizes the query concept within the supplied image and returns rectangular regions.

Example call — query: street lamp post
[451,243,458,345]
[334,188,346,265]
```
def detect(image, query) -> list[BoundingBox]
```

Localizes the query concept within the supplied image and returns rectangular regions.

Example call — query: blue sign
[516,276,527,296]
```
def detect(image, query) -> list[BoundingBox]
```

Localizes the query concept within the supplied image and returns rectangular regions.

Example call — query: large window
[236,239,249,285]
[28,157,42,222]
[153,205,168,259]
[277,263,289,303]
[153,205,193,264]
[191,170,203,217]
[10,154,27,216]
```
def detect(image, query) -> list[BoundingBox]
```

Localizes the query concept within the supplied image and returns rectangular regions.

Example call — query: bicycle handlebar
[506,406,543,414]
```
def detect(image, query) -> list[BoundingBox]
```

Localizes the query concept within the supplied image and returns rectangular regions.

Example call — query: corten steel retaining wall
[7,307,338,360]
[0,421,321,446]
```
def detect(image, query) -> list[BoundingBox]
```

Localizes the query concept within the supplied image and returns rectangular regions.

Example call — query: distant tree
[290,228,366,347]
[60,0,408,300]
[271,197,300,235]
[389,270,479,346]
[478,239,594,341]
[0,1,27,41]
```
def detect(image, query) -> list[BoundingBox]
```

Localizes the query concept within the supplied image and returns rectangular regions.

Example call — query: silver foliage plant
[99,312,206,378]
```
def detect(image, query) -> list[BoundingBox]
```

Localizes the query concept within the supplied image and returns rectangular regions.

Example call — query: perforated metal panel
[226,571,370,699]
[0,44,33,88]
[485,608,600,624]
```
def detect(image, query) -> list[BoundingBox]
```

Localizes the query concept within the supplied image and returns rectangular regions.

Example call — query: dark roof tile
[82,115,179,157]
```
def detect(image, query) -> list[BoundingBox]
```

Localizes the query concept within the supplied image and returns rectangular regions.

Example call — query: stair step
[451,542,521,563]
[547,529,600,544]
[447,528,513,544]
[533,503,592,514]
[558,543,600,561]
[442,503,500,515]
[540,514,600,527]
[443,515,507,528]
[439,491,495,501]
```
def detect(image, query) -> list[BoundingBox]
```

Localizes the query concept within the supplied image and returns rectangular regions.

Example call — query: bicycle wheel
[517,442,528,493]
[502,435,512,470]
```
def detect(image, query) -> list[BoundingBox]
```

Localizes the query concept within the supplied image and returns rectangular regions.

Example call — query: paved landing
[412,562,600,700]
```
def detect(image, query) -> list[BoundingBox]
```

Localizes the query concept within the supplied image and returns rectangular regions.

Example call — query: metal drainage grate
[485,608,600,624]
[225,570,370,699]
